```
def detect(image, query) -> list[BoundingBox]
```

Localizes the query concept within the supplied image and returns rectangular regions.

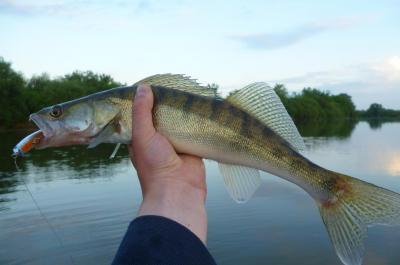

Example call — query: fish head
[30,98,119,149]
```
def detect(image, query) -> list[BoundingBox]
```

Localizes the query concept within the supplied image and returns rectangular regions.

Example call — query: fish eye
[49,105,63,118]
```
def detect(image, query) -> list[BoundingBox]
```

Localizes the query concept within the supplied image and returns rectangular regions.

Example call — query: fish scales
[150,86,338,199]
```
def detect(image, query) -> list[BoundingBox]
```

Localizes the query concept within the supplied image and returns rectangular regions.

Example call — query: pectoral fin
[109,143,121,159]
[218,163,261,203]
[88,115,121,149]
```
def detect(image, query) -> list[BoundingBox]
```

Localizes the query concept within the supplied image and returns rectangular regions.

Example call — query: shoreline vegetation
[1,57,400,132]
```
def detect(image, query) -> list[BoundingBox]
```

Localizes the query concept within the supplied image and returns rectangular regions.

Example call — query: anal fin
[218,163,261,203]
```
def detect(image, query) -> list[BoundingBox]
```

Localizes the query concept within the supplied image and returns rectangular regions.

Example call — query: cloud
[372,56,400,81]
[232,16,374,50]
[136,0,151,12]
[0,0,152,17]
[274,56,400,86]
[0,0,72,16]
[269,56,400,109]
[232,24,326,50]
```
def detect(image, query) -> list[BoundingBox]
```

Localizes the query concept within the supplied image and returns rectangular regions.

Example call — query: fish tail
[318,175,400,265]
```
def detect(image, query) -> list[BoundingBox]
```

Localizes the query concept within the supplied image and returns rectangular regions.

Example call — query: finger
[180,154,205,171]
[132,84,156,150]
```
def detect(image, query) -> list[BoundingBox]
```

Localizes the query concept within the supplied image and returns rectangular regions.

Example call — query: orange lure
[12,131,44,157]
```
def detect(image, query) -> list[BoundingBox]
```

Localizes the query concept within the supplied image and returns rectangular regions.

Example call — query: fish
[13,74,400,265]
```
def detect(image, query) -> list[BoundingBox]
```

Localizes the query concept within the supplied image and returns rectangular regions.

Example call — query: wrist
[137,179,208,242]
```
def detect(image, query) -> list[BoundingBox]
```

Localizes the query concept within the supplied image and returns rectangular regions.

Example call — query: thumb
[132,84,156,151]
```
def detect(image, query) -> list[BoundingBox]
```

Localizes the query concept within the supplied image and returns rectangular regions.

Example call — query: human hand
[129,84,208,243]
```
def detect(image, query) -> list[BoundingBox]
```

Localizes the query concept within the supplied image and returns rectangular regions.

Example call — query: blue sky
[1,0,399,109]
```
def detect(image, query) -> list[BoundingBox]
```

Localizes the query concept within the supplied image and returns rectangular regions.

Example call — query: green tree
[273,84,288,99]
[2,54,396,130]
[0,58,28,127]
[271,84,357,124]
[359,103,400,120]
[333,94,356,118]
[365,103,384,118]
[24,71,122,113]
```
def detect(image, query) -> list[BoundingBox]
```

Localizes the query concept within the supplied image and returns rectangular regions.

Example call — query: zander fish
[13,74,400,265]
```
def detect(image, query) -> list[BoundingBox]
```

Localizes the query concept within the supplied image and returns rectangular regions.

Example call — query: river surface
[1,121,400,265]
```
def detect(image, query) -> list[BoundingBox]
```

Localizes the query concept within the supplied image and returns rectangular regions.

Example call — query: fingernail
[136,85,147,98]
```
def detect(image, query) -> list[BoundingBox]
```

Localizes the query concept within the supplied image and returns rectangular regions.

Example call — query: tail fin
[318,176,400,265]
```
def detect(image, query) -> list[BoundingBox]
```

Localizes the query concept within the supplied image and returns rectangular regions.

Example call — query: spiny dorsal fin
[226,82,305,151]
[134,74,218,97]
[218,163,261,203]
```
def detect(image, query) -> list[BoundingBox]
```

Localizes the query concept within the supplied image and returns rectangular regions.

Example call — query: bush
[273,84,357,124]
[0,58,28,127]
[0,57,122,128]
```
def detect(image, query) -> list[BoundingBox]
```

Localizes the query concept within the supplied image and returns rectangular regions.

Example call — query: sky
[1,0,399,109]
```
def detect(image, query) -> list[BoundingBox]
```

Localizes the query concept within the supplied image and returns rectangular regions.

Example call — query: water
[1,121,400,265]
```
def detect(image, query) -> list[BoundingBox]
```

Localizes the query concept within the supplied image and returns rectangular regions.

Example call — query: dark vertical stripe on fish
[223,105,237,127]
[182,93,195,112]
[209,100,220,120]
[240,112,250,137]
[152,86,167,104]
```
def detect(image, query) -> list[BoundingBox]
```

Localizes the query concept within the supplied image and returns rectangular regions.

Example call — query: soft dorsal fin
[218,162,261,203]
[134,74,218,97]
[226,82,305,151]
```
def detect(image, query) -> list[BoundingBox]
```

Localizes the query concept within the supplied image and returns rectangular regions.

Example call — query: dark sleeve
[111,215,217,265]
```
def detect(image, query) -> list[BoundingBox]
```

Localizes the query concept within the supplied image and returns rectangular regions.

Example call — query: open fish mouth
[29,113,54,139]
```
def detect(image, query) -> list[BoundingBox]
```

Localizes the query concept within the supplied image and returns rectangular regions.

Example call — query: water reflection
[387,154,400,176]
[367,118,385,130]
[1,121,400,265]
[1,135,130,215]
[2,138,127,177]
[362,118,400,130]
[297,119,357,138]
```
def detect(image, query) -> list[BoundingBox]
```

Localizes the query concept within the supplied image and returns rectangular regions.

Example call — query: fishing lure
[12,131,43,158]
